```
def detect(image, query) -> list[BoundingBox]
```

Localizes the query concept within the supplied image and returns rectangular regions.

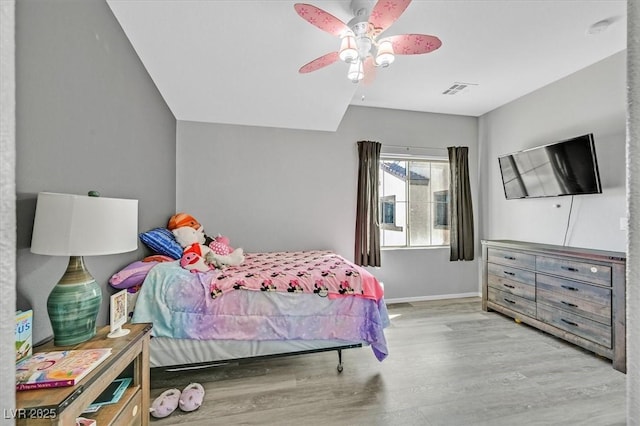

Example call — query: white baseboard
[385,292,480,305]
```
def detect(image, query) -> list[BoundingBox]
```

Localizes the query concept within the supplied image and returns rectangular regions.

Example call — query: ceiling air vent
[443,82,477,95]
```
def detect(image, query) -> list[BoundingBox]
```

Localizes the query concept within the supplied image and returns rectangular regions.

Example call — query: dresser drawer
[488,287,536,318]
[536,256,611,286]
[537,287,611,326]
[488,248,536,270]
[488,262,535,286]
[537,303,611,348]
[488,274,535,300]
[537,274,611,308]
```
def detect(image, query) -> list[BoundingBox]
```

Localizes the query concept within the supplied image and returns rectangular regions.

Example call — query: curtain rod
[382,144,448,151]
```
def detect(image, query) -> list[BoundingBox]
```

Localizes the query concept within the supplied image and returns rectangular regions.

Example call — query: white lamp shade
[339,35,358,63]
[347,59,364,82]
[375,40,395,66]
[31,192,139,256]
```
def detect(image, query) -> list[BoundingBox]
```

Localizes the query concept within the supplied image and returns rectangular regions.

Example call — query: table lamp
[30,191,138,346]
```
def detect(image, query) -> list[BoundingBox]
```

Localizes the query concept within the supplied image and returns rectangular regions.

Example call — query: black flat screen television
[498,133,602,199]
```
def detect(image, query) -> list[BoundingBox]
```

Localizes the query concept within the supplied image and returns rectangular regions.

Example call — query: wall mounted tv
[498,133,602,199]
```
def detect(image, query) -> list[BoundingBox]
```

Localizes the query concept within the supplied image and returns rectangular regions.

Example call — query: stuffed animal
[209,235,233,256]
[168,212,215,245]
[206,235,244,269]
[172,226,215,273]
[171,213,245,271]
[167,212,201,231]
[180,243,214,273]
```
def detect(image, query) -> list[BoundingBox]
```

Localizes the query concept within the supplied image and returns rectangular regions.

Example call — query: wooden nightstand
[15,322,152,425]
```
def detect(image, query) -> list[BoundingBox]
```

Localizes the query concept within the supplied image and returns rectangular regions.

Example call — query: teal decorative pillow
[139,228,183,259]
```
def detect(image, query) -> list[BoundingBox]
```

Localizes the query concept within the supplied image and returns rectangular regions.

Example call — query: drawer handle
[561,318,579,327]
[503,298,516,304]
[504,271,515,276]
[503,283,515,289]
[561,266,579,272]
[561,285,579,291]
[561,301,578,308]
[504,256,516,260]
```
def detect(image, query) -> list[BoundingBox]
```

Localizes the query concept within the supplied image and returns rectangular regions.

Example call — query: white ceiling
[107,0,627,132]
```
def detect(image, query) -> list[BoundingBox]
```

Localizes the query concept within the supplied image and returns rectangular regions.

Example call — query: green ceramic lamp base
[47,256,102,346]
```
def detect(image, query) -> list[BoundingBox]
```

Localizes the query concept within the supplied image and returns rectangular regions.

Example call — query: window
[379,158,450,247]
[434,190,449,229]
[380,195,403,231]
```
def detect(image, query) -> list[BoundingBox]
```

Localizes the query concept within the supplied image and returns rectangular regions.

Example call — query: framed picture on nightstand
[108,289,130,338]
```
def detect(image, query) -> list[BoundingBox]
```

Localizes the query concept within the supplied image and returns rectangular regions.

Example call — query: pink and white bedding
[208,250,384,300]
[131,251,390,362]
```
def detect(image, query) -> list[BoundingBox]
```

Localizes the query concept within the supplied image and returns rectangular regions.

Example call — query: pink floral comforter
[208,251,384,301]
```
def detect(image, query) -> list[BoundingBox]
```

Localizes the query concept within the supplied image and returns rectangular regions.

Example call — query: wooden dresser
[16,322,152,425]
[482,240,626,372]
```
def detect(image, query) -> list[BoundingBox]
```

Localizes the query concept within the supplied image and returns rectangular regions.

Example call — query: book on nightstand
[82,377,132,413]
[16,348,112,391]
[15,310,33,364]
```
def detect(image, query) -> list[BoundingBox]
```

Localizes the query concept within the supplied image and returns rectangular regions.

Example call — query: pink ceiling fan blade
[369,0,412,33]
[382,34,442,55]
[362,57,377,85]
[299,52,340,73]
[294,3,350,37]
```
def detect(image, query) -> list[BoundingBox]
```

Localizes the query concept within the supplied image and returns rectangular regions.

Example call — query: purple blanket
[132,261,390,361]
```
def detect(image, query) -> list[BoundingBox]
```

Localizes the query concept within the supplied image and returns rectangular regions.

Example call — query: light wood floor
[149,297,626,425]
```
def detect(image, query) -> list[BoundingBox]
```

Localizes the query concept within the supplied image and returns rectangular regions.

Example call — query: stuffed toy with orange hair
[170,213,244,271]
[168,212,215,246]
[167,213,201,231]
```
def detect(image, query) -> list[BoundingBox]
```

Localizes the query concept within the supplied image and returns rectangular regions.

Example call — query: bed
[130,250,390,371]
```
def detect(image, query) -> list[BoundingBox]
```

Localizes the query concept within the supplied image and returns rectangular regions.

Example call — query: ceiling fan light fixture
[347,59,364,83]
[375,40,395,67]
[339,35,358,63]
[356,34,372,59]
[294,1,442,83]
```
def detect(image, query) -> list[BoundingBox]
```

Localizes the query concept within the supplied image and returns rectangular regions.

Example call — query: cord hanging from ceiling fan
[294,0,442,83]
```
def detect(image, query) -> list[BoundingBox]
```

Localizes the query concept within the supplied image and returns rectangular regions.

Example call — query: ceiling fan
[294,0,442,83]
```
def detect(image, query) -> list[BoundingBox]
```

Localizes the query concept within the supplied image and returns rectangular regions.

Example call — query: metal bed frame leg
[337,349,343,373]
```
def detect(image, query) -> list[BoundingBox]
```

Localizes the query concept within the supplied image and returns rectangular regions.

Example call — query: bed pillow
[109,260,159,289]
[143,254,174,263]
[139,227,183,259]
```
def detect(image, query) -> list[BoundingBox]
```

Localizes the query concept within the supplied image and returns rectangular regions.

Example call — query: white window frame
[379,155,450,248]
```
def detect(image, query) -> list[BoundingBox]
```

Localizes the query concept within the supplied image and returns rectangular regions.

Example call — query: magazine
[16,348,112,391]
[82,377,132,413]
[15,310,33,363]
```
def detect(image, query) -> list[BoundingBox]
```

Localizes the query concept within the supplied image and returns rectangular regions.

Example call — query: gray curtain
[448,146,474,261]
[355,141,381,267]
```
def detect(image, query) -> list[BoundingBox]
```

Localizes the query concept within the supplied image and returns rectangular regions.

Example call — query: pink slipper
[150,388,181,418]
[179,383,205,412]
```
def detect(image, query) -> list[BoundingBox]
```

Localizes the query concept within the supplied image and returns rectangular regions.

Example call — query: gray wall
[1,0,16,420]
[15,0,177,345]
[4,0,639,422]
[176,106,480,301]
[626,0,639,419]
[479,51,627,252]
